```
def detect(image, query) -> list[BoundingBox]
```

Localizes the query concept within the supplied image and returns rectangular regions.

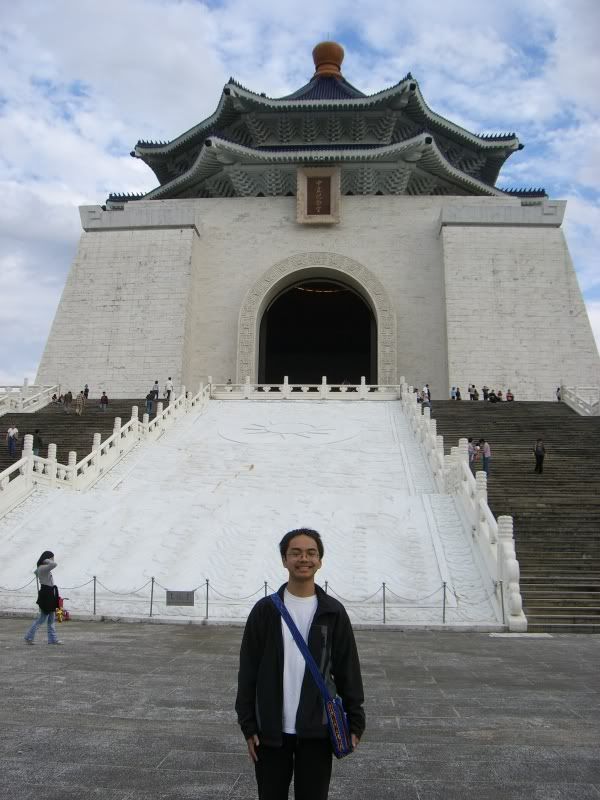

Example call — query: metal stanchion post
[382,582,386,624]
[324,580,328,594]
[442,581,447,623]
[205,578,209,620]
[264,581,268,597]
[150,577,155,617]
[93,575,96,615]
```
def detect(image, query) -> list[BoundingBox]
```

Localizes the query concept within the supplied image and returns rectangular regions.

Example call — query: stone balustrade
[561,384,600,416]
[0,382,60,417]
[210,375,401,401]
[0,384,211,517]
[400,379,527,632]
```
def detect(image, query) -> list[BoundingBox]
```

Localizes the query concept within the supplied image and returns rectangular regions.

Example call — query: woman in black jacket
[23,551,62,645]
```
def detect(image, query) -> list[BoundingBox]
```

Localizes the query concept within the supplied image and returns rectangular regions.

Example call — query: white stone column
[46,443,57,486]
[67,450,77,485]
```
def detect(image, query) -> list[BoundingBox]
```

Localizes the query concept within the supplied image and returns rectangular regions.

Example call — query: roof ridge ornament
[312,41,344,78]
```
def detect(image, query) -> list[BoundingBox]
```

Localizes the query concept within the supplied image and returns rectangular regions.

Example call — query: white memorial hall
[35,42,600,399]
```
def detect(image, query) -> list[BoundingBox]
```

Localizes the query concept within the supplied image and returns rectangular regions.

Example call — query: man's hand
[351,733,360,750]
[246,734,260,762]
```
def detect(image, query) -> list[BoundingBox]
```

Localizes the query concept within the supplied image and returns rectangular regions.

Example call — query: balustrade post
[243,376,251,399]
[47,443,57,487]
[475,471,487,504]
[282,376,290,399]
[130,405,138,431]
[359,376,367,400]
[92,433,101,476]
[320,376,327,399]
[67,451,77,485]
[22,434,34,487]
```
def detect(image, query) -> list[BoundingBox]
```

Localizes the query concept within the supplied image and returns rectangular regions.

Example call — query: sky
[1,0,599,385]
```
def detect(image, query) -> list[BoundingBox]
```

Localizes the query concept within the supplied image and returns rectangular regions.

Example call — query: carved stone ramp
[0,401,498,627]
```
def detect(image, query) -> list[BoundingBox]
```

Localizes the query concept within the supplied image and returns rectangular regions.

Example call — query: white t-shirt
[281,589,318,734]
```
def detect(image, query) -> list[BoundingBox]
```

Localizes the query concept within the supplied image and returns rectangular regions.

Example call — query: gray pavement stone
[0,619,599,799]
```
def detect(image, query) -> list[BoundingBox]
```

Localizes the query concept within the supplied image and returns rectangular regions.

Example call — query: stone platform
[0,619,599,799]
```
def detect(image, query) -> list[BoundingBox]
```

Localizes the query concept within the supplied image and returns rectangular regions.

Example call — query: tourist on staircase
[479,439,491,476]
[165,377,174,403]
[99,391,109,412]
[32,429,43,457]
[6,424,19,458]
[75,391,85,416]
[534,438,546,474]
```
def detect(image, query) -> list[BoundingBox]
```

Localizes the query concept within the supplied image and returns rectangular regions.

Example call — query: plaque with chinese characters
[306,176,331,216]
[297,167,341,224]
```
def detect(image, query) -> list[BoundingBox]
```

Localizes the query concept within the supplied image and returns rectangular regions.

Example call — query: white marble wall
[36,195,599,399]
[442,205,599,400]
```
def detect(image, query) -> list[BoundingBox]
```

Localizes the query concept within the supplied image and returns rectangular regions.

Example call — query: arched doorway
[258,279,376,384]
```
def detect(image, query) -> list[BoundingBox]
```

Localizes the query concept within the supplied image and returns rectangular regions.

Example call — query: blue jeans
[483,456,490,476]
[8,438,17,457]
[24,611,59,643]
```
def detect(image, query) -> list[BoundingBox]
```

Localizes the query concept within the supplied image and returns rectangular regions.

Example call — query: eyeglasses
[287,549,320,559]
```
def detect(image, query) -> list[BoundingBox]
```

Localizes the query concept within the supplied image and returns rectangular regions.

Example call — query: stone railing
[560,385,600,416]
[0,382,60,417]
[401,381,527,632]
[0,384,211,518]
[211,376,401,400]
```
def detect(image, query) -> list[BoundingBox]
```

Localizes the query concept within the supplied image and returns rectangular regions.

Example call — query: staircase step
[431,400,600,635]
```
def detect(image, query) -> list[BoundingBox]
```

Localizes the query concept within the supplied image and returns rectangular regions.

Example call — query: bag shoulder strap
[270,592,332,702]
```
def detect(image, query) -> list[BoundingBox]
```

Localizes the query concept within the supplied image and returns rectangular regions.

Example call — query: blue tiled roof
[281,76,366,101]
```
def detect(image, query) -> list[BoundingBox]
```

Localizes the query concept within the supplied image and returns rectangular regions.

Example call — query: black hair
[279,528,324,559]
[37,550,54,566]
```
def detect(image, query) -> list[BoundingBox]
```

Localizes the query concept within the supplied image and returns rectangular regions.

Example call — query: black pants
[254,734,332,800]
[535,454,544,473]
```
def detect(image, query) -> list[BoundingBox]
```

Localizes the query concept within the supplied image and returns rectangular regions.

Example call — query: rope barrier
[326,585,382,603]
[61,579,95,590]
[0,573,500,622]
[95,579,152,595]
[385,585,443,603]
[0,577,36,592]
[208,584,265,601]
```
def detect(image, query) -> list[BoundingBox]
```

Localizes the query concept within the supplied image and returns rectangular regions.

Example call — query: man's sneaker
[48,641,64,645]
[24,639,35,645]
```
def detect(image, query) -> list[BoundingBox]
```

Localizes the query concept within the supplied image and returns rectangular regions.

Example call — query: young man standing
[236,528,365,800]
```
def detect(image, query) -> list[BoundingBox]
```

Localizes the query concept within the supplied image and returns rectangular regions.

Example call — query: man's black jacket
[235,583,365,747]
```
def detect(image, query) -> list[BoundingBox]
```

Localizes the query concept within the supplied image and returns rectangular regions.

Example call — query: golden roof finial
[312,41,344,78]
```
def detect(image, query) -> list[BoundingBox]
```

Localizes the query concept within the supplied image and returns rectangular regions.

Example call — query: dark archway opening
[259,280,376,384]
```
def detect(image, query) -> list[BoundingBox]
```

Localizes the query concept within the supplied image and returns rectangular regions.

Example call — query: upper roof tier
[116,42,545,202]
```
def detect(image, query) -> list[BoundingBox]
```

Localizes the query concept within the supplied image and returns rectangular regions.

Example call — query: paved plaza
[0,618,599,799]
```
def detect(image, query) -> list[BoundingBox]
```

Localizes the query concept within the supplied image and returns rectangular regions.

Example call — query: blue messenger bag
[270,593,354,759]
